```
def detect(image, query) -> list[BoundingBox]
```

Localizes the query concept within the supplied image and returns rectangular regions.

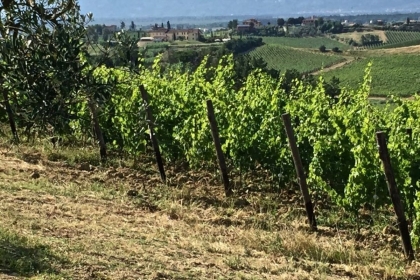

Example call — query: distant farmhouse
[147,27,201,42]
[237,25,251,32]
[242,18,262,27]
[301,16,317,26]
[236,18,262,33]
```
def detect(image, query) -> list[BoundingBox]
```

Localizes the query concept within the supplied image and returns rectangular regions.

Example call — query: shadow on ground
[0,227,66,277]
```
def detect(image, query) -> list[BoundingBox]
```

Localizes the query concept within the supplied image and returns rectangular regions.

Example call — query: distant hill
[78,0,420,19]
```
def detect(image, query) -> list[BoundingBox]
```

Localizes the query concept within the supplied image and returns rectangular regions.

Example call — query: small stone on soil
[30,171,40,179]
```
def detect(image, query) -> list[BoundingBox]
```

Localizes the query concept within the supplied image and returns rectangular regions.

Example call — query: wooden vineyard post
[206,100,233,197]
[140,85,166,184]
[88,99,107,161]
[376,131,414,261]
[406,128,413,139]
[282,113,317,231]
[405,128,415,219]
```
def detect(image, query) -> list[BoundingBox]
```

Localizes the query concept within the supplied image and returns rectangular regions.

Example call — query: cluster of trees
[86,20,140,42]
[224,37,263,53]
[228,19,239,29]
[152,21,171,30]
[360,34,382,46]
[119,21,137,31]
[317,20,344,33]
[319,45,340,53]
[0,0,141,146]
[285,17,305,25]
[86,24,112,42]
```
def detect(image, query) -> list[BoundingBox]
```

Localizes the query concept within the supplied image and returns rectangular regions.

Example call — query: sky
[77,0,420,19]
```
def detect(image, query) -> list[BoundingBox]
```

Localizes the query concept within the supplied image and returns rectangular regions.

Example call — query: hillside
[246,45,346,73]
[321,53,420,97]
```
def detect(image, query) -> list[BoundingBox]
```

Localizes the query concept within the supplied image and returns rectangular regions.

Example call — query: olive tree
[0,0,139,160]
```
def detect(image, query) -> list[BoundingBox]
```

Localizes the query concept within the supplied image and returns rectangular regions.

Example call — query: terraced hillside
[352,31,420,50]
[379,30,420,49]
[246,44,346,73]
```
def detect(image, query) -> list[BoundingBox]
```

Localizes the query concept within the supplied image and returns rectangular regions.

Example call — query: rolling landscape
[2,1,420,279]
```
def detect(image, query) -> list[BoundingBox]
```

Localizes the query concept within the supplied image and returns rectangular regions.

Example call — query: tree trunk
[2,90,19,143]
[88,99,107,161]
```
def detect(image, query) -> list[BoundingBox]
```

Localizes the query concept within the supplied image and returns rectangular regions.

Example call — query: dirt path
[310,56,356,75]
[371,44,420,55]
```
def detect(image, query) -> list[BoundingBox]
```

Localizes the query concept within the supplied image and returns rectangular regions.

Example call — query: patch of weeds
[248,195,280,214]
[66,149,102,166]
[132,185,171,212]
[0,227,67,277]
[46,152,69,162]
[236,273,263,280]
[244,214,277,231]
[224,255,249,270]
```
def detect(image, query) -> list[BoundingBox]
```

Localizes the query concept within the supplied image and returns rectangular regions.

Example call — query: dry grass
[0,138,419,279]
[335,30,388,44]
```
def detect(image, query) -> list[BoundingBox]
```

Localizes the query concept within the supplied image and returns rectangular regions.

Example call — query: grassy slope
[247,45,346,73]
[262,37,350,50]
[0,138,419,279]
[320,53,420,97]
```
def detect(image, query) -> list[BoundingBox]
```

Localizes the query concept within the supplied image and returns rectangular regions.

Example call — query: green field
[247,45,346,73]
[321,53,420,97]
[261,36,350,50]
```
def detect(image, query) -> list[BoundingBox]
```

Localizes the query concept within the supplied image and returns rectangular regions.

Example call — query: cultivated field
[262,37,350,50]
[1,141,420,280]
[246,45,346,73]
[332,30,420,50]
[384,31,420,45]
[321,53,420,97]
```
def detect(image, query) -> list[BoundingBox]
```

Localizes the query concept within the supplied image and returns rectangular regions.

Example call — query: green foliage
[0,0,91,135]
[3,4,420,249]
[360,34,382,46]
[0,227,66,276]
[224,37,264,54]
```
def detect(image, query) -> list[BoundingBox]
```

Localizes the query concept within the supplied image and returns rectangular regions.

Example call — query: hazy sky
[77,0,420,19]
